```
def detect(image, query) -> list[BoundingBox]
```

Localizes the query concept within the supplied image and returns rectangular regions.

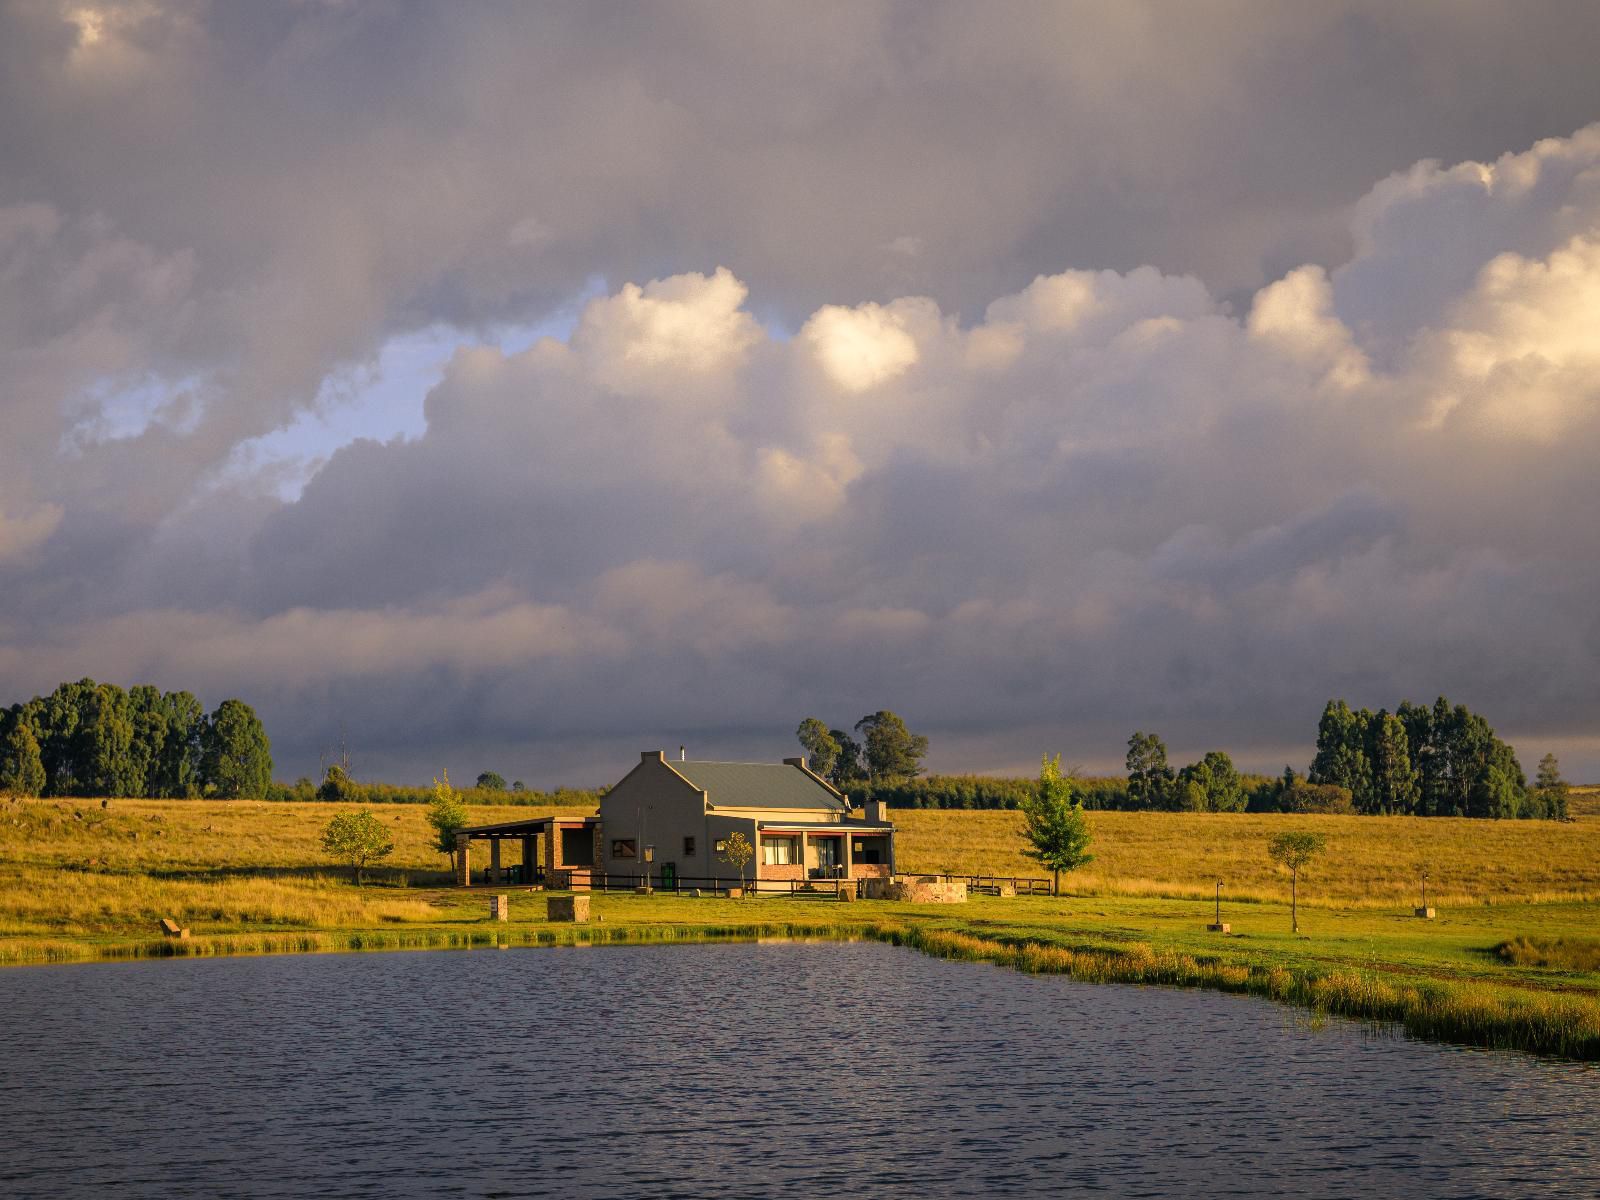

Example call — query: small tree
[321,809,395,885]
[719,831,754,894]
[476,771,507,792]
[426,769,469,872]
[317,763,359,803]
[1020,754,1094,895]
[1267,831,1326,933]
[1535,753,1569,821]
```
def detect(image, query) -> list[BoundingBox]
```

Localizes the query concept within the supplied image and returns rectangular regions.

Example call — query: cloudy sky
[4,1,1600,785]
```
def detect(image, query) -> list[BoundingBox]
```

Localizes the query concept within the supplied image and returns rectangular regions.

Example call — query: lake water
[1,940,1596,1198]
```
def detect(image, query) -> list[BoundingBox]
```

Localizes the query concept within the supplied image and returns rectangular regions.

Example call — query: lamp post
[643,844,654,894]
[1416,866,1434,919]
[1207,877,1229,933]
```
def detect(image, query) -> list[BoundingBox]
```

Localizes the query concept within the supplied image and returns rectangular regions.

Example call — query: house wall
[598,757,715,884]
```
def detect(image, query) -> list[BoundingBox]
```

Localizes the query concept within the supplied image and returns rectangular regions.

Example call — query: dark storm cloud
[3,2,1600,781]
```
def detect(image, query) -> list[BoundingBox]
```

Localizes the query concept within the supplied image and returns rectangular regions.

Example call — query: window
[761,835,801,866]
[611,839,637,860]
[683,836,696,856]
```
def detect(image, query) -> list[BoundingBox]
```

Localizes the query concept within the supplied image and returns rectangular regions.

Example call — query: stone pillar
[800,831,809,878]
[455,834,471,887]
[842,831,854,879]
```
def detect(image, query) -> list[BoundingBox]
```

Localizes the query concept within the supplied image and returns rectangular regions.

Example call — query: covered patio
[753,819,895,883]
[452,814,602,888]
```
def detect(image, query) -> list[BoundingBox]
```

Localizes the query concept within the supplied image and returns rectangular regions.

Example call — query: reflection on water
[1,941,1595,1198]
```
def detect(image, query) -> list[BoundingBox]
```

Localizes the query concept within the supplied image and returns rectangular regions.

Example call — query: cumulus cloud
[572,268,762,393]
[802,302,922,393]
[6,4,1600,780]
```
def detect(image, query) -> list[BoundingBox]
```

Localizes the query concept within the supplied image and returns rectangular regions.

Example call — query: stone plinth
[547,895,590,923]
[837,881,857,902]
[1206,922,1231,933]
[488,894,509,921]
[725,886,745,899]
[1415,907,1436,919]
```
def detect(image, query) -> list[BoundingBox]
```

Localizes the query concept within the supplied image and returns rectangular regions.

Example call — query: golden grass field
[898,801,1600,905]
[3,788,1598,1058]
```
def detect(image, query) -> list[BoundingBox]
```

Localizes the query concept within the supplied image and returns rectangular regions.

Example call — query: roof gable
[669,760,845,811]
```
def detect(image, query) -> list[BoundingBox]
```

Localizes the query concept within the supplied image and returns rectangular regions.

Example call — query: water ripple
[0,942,1596,1198]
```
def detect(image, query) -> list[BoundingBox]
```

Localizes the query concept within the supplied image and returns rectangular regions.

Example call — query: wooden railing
[915,873,1054,896]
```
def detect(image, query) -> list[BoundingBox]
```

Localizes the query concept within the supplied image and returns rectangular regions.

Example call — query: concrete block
[1206,923,1231,933]
[488,894,509,922]
[547,895,590,923]
[1415,907,1436,919]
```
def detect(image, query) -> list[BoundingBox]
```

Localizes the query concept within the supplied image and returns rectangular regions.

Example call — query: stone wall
[862,875,968,903]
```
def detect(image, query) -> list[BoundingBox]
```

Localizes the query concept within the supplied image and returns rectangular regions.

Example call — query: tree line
[0,679,272,799]
[793,696,1570,821]
[1123,698,1567,819]
[270,772,603,808]
[796,712,929,790]
[1305,696,1567,819]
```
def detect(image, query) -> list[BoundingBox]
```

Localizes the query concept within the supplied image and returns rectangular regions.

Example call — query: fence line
[469,866,1054,896]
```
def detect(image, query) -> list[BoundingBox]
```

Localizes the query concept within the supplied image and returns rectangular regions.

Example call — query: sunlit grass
[893,806,1600,906]
[1496,935,1600,973]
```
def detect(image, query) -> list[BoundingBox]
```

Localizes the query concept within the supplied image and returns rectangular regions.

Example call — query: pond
[1,941,1595,1197]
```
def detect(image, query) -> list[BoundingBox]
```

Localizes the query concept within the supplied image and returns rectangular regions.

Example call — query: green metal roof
[670,761,845,811]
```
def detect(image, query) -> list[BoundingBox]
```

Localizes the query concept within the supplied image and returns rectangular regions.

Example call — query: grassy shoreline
[9,901,1598,1061]
[4,795,1599,1061]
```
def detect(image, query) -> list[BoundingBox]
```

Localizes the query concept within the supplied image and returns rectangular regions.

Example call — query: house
[452,749,895,890]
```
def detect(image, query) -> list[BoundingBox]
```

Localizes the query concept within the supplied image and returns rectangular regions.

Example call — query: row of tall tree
[1309,697,1566,819]
[795,712,929,791]
[0,679,272,799]
[1122,697,1568,820]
